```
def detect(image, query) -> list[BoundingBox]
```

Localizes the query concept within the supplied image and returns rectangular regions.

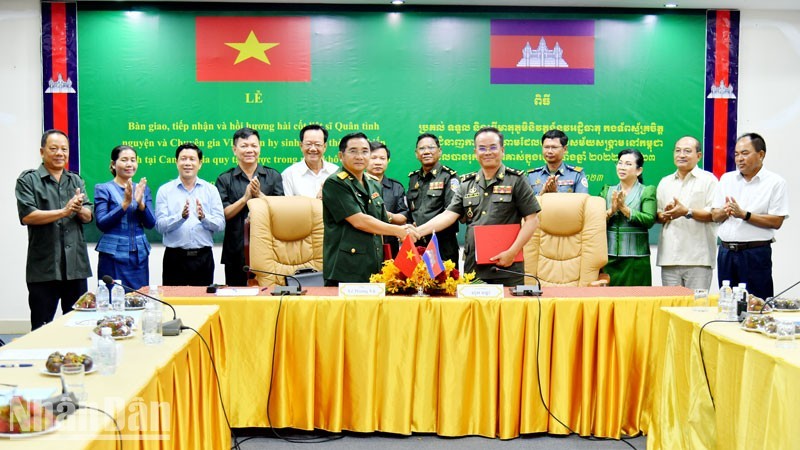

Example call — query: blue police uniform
[527,163,589,195]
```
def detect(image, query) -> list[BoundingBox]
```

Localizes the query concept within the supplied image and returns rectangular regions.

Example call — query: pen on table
[0,364,33,368]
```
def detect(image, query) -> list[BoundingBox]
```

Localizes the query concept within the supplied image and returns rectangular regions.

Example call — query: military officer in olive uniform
[417,127,541,286]
[528,129,589,195]
[322,132,419,285]
[406,133,460,264]
[367,141,408,258]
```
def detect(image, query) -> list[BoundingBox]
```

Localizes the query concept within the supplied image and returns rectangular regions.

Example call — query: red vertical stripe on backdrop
[712,11,731,177]
[50,3,68,140]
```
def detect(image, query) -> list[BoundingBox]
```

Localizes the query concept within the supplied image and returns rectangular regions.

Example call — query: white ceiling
[114,0,800,11]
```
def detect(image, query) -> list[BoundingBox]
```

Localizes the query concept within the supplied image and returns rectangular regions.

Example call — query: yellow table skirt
[0,305,229,450]
[649,307,800,450]
[170,288,692,439]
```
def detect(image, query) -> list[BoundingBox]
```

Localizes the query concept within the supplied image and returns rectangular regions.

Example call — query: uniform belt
[720,240,772,251]
[167,247,211,257]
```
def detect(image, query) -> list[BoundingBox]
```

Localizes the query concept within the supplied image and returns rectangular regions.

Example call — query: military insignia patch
[337,172,349,180]
[535,179,542,185]
[449,178,459,192]
[581,178,589,187]
[414,182,420,189]
[371,192,380,199]
[467,207,473,219]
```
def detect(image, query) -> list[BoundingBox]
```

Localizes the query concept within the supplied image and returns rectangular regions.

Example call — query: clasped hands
[542,175,559,194]
[122,178,148,211]
[722,196,745,220]
[182,198,206,220]
[607,189,630,218]
[64,188,86,216]
[658,197,688,223]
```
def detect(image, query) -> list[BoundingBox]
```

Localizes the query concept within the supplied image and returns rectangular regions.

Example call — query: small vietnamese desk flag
[422,232,445,278]
[196,16,311,82]
[395,234,421,278]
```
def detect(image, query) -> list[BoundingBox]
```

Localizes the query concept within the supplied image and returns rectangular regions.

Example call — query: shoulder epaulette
[408,169,420,177]
[460,172,477,182]
[527,167,544,174]
[441,165,458,176]
[337,171,349,180]
[573,166,584,172]
[19,169,37,177]
[505,167,524,176]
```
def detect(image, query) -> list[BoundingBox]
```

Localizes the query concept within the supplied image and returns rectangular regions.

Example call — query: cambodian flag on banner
[490,19,595,85]
[422,232,445,278]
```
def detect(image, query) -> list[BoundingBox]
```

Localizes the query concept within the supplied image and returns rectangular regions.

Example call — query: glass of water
[775,319,797,349]
[693,289,709,311]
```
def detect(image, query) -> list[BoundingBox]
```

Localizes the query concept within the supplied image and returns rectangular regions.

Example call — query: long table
[648,307,800,450]
[0,305,229,449]
[167,286,692,439]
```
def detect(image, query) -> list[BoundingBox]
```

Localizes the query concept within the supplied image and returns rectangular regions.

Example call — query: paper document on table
[216,287,260,296]
[0,348,89,361]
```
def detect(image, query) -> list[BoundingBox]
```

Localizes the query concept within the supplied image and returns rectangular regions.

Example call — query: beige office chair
[245,196,324,287]
[523,193,608,287]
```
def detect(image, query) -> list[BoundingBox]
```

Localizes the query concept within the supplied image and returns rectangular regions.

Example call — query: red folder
[473,224,524,264]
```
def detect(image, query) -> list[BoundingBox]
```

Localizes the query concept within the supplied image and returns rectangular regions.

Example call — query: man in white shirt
[656,136,718,290]
[711,133,789,299]
[281,124,338,198]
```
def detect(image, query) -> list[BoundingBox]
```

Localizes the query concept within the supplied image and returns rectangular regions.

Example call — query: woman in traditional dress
[94,145,156,289]
[599,149,657,286]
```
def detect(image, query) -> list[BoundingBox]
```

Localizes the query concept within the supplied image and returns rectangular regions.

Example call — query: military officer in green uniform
[528,129,589,195]
[322,132,419,285]
[406,133,460,264]
[417,127,541,286]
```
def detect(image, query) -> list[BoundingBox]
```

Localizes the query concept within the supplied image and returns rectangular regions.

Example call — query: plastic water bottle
[719,280,734,319]
[97,327,117,376]
[142,301,163,345]
[96,282,110,313]
[111,281,125,312]
[739,283,750,314]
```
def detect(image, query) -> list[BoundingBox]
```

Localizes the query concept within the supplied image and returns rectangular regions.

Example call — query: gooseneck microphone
[101,275,183,336]
[42,372,79,417]
[242,266,304,296]
[492,267,543,296]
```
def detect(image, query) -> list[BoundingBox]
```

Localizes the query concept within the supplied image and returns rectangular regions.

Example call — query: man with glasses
[322,132,419,285]
[528,129,589,195]
[417,127,541,286]
[406,133,460,264]
[215,127,284,286]
[282,124,338,198]
[655,136,718,290]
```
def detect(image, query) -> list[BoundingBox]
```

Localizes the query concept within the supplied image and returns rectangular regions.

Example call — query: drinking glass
[693,289,709,311]
[61,363,87,401]
[776,319,796,349]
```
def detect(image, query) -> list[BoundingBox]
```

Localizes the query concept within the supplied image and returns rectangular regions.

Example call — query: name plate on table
[457,284,504,299]
[339,283,386,297]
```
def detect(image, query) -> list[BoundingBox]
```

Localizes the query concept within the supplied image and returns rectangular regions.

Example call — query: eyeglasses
[542,145,563,151]
[416,145,439,152]
[302,142,325,149]
[616,160,637,167]
[476,145,501,153]
[345,150,371,157]
[674,148,696,155]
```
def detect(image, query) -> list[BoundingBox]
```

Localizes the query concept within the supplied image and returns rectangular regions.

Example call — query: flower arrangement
[370,247,476,295]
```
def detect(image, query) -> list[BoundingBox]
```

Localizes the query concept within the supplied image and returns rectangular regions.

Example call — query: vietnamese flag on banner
[196,16,311,82]
[395,235,422,278]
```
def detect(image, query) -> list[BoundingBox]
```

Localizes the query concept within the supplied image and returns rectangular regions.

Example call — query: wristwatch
[685,210,693,220]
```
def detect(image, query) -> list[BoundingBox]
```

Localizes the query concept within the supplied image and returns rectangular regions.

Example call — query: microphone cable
[180,325,241,450]
[531,294,639,449]
[78,405,122,449]
[697,318,740,409]
[263,294,344,444]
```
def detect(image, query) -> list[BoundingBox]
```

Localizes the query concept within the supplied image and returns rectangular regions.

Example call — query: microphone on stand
[101,276,183,336]
[42,372,79,417]
[242,266,305,296]
[761,279,800,314]
[492,267,543,296]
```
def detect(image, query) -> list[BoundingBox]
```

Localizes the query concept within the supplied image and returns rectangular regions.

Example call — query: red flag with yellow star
[395,235,422,278]
[195,16,311,82]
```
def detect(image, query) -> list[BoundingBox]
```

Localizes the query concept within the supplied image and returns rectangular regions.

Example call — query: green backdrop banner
[77,6,706,241]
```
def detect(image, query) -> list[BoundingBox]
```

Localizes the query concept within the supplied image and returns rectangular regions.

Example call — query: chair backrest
[246,196,324,287]
[523,193,608,287]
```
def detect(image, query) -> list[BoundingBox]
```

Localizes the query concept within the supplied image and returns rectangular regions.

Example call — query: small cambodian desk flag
[422,232,445,278]
[396,234,421,278]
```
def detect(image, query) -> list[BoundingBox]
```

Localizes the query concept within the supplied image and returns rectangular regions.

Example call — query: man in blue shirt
[528,129,589,195]
[156,143,225,286]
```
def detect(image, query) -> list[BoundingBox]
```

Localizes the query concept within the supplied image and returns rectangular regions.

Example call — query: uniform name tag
[557,180,575,186]
[493,186,512,194]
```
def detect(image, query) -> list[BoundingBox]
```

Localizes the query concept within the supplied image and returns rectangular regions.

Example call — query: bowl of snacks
[73,292,97,311]
[746,294,773,314]
[124,293,146,310]
[43,351,94,375]
[774,298,800,312]
[92,315,135,339]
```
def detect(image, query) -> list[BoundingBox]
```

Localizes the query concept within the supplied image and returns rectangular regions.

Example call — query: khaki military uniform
[322,169,390,283]
[447,165,541,284]
[406,162,460,263]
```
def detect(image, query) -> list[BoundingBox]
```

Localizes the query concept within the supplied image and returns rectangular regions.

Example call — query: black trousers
[163,247,214,286]
[27,278,87,331]
[225,263,249,287]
